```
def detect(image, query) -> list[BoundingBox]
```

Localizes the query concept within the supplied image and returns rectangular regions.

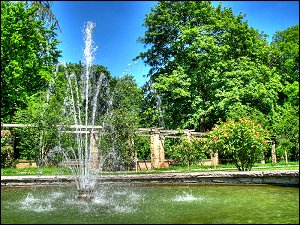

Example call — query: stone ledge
[1,170,298,187]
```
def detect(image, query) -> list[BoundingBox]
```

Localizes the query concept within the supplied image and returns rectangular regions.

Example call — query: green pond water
[1,183,299,224]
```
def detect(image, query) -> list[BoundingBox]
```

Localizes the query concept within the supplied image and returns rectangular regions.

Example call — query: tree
[13,63,68,162]
[1,1,61,122]
[100,75,143,170]
[1,129,15,168]
[136,1,270,131]
[27,1,62,32]
[212,57,282,125]
[270,25,299,85]
[268,25,299,162]
[170,138,207,171]
[206,118,270,171]
[271,103,299,162]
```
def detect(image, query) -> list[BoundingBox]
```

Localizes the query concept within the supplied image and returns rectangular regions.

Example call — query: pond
[1,183,299,224]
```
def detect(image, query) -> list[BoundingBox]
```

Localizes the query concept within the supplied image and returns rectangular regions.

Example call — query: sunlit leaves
[137,1,273,131]
[270,25,299,83]
[170,138,207,170]
[153,66,191,99]
[1,1,61,122]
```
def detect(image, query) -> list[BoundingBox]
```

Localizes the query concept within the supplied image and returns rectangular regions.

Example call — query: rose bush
[206,118,270,171]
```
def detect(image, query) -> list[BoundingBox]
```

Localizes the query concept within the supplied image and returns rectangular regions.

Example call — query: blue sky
[52,1,299,87]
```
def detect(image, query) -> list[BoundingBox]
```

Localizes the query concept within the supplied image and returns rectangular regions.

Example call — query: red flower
[1,130,6,137]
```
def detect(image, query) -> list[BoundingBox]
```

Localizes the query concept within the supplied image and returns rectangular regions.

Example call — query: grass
[1,161,298,176]
[1,166,73,176]
[145,161,299,174]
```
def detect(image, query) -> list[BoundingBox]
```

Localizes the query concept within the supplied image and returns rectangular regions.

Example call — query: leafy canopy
[1,1,61,122]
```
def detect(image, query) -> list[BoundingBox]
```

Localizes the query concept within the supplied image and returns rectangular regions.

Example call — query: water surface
[1,183,298,224]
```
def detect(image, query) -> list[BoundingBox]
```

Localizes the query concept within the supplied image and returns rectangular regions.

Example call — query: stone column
[261,153,266,164]
[271,137,277,164]
[90,132,99,170]
[210,150,219,166]
[150,128,168,169]
[184,129,192,141]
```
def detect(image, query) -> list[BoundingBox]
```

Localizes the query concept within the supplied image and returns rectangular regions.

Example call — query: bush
[1,129,15,168]
[206,118,270,171]
[170,138,207,171]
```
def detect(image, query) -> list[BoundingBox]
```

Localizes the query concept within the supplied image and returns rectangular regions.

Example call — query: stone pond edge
[1,170,299,187]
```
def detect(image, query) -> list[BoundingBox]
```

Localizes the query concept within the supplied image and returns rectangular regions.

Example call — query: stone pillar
[261,153,266,164]
[90,132,99,170]
[150,128,168,169]
[210,150,219,166]
[284,150,288,164]
[271,137,277,164]
[184,129,192,141]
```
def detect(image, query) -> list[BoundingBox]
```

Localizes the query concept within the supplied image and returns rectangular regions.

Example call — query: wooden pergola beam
[1,123,103,129]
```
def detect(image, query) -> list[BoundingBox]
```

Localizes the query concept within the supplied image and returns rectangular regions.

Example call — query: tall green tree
[136,1,271,131]
[13,62,113,162]
[268,25,299,161]
[270,25,299,85]
[1,1,61,122]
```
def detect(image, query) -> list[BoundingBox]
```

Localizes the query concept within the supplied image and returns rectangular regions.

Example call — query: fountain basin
[1,181,299,224]
[1,170,298,187]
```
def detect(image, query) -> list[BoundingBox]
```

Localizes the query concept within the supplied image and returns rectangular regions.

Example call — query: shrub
[170,138,207,171]
[1,129,15,168]
[206,118,270,171]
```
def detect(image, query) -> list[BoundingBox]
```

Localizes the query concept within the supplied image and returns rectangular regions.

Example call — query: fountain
[1,21,299,224]
[48,21,110,201]
[1,19,299,224]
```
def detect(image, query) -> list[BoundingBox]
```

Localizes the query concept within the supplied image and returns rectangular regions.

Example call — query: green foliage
[164,138,180,159]
[136,1,298,162]
[13,91,64,162]
[139,84,163,128]
[102,75,143,166]
[269,25,299,161]
[270,25,299,84]
[13,127,41,161]
[11,62,76,163]
[212,57,283,125]
[1,1,61,122]
[206,118,270,171]
[133,136,151,160]
[1,129,16,168]
[136,1,271,131]
[26,1,62,32]
[169,138,207,170]
[270,103,299,161]
[11,59,143,168]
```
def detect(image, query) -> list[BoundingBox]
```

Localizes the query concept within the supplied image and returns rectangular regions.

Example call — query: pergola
[2,123,220,170]
[136,127,217,170]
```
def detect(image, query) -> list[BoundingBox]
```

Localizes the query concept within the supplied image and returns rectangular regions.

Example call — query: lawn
[1,161,298,176]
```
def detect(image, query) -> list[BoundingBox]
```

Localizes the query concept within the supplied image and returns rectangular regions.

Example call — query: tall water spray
[51,21,109,201]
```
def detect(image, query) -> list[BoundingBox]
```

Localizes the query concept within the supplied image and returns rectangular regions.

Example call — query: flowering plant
[1,129,15,168]
[206,118,270,171]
